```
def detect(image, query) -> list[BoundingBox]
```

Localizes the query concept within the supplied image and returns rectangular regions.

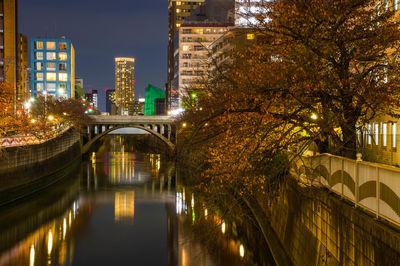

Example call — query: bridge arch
[82,124,175,154]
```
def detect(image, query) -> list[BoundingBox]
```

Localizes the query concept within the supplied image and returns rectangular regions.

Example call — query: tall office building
[30,38,75,99]
[171,0,234,110]
[115,57,135,115]
[167,0,205,111]
[17,33,29,103]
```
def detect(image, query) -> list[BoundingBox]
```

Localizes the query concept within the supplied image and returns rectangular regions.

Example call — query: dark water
[0,135,272,266]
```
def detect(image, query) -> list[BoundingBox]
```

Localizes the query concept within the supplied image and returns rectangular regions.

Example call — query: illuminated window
[46,83,56,92]
[393,123,397,148]
[35,52,43,60]
[176,23,181,28]
[374,123,379,145]
[35,41,43,49]
[46,42,56,50]
[59,53,67,61]
[383,123,387,147]
[35,62,43,70]
[46,62,56,71]
[59,42,67,50]
[194,28,203,34]
[35,83,43,91]
[46,72,56,81]
[367,123,371,144]
[59,73,68,81]
[59,63,67,71]
[247,33,255,40]
[176,1,181,5]
[182,45,190,51]
[46,52,56,60]
[35,73,43,81]
[176,9,180,13]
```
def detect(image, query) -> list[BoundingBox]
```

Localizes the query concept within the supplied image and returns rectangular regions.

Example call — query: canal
[0,135,273,266]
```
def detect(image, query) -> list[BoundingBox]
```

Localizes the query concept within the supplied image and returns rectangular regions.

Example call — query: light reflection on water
[0,136,257,266]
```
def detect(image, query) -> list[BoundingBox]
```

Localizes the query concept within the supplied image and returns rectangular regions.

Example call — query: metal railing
[293,153,400,227]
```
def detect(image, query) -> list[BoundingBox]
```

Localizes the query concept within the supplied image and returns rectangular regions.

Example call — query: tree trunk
[340,120,357,159]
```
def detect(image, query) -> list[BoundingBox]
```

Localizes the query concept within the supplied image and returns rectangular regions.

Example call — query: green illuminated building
[144,84,165,116]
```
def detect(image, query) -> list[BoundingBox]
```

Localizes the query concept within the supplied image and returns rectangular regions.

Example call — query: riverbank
[0,128,81,206]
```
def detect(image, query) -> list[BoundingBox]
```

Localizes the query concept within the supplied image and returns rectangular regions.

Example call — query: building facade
[171,24,232,109]
[106,88,117,115]
[30,38,75,99]
[17,33,29,103]
[167,0,205,111]
[115,57,135,115]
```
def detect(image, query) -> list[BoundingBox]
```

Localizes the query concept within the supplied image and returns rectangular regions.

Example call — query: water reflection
[114,191,135,224]
[0,135,267,266]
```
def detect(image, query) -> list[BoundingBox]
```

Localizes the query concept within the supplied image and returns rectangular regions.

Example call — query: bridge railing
[292,153,400,226]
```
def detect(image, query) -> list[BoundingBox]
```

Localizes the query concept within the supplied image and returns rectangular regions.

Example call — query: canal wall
[0,128,81,204]
[267,178,400,265]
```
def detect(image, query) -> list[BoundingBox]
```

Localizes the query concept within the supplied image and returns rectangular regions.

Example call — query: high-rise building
[167,0,205,111]
[0,0,16,85]
[17,33,29,103]
[170,0,234,110]
[30,38,75,99]
[115,57,135,115]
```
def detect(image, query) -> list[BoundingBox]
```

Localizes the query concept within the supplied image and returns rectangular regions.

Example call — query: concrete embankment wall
[0,129,81,204]
[268,179,400,265]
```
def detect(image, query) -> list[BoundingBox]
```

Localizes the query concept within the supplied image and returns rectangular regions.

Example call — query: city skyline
[18,0,168,111]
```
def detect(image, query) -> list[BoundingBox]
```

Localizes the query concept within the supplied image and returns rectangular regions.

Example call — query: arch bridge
[82,115,176,154]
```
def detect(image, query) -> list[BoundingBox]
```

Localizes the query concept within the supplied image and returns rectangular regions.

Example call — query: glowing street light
[30,119,36,124]
[311,114,318,120]
[182,122,187,128]
[48,115,54,121]
[24,101,31,109]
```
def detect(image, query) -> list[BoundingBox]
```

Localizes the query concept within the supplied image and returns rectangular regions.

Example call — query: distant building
[30,37,75,99]
[17,33,29,103]
[167,0,205,111]
[91,89,98,109]
[75,77,84,99]
[85,89,98,109]
[0,0,29,106]
[106,88,117,115]
[144,84,165,116]
[115,57,135,115]
[85,92,93,106]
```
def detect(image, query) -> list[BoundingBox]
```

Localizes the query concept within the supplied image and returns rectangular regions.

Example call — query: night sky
[19,0,168,111]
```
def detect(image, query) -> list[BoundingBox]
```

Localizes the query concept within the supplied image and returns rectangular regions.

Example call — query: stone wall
[268,179,400,265]
[0,128,81,194]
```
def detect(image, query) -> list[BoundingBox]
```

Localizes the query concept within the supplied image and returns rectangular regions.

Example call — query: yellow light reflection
[204,208,208,217]
[63,218,67,239]
[191,194,194,208]
[222,222,226,234]
[48,230,53,255]
[29,245,35,266]
[114,191,135,224]
[69,211,72,226]
[239,244,245,258]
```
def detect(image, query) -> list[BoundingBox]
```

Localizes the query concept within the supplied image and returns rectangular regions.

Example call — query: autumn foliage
[178,0,400,196]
